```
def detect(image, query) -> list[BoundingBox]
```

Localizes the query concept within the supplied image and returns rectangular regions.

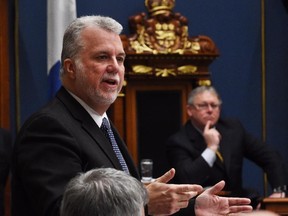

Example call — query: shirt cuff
[201,148,217,167]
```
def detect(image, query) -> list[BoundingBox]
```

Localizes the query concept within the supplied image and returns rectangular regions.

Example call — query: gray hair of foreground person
[60,15,123,76]
[60,168,149,216]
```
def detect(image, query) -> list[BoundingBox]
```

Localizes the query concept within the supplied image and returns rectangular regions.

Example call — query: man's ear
[63,59,76,79]
[186,105,193,117]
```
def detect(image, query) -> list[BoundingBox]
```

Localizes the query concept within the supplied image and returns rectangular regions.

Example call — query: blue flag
[47,0,77,98]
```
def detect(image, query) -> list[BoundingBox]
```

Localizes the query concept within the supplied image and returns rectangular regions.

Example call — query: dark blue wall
[10,0,288,195]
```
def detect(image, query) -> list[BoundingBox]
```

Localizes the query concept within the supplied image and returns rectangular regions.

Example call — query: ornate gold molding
[121,0,219,85]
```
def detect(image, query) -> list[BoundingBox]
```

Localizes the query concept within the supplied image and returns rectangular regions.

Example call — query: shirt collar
[67,90,108,127]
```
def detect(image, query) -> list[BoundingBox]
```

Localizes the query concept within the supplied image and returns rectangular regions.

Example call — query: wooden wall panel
[0,0,11,216]
[0,0,10,129]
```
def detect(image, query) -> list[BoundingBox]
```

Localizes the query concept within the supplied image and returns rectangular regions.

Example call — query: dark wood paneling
[0,0,11,215]
[124,81,192,178]
[0,0,10,129]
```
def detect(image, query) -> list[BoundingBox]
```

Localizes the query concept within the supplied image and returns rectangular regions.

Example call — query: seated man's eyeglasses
[191,103,221,110]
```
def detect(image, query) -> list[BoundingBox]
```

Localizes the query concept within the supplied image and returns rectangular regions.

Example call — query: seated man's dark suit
[166,118,285,211]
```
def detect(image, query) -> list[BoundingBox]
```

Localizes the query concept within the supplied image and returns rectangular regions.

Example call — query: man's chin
[92,91,117,106]
[103,93,118,104]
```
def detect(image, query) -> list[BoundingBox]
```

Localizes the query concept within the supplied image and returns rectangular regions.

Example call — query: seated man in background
[166,86,286,211]
[60,167,148,216]
[0,128,12,216]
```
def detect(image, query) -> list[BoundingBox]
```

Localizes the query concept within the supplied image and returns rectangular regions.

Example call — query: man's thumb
[155,168,175,183]
[207,180,225,195]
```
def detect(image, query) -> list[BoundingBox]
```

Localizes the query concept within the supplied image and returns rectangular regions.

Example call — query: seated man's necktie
[216,150,224,163]
[101,117,130,174]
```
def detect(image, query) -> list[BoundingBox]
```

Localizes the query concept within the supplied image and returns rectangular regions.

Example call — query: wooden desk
[261,198,288,216]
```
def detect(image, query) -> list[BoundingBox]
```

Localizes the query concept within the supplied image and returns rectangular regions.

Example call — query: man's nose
[107,59,119,73]
[207,105,214,111]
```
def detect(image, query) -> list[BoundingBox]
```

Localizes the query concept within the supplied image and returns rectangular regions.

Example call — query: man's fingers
[228,205,253,214]
[179,184,203,194]
[228,198,252,214]
[204,120,211,132]
[176,184,203,199]
[155,168,175,183]
[177,199,191,209]
[228,197,251,205]
[206,180,225,195]
[180,191,199,200]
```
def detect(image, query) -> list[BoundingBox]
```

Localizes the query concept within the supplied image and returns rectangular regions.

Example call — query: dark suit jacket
[166,118,285,195]
[11,87,139,216]
[0,128,12,216]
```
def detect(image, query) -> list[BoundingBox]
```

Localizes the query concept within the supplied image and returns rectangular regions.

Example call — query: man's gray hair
[187,86,222,105]
[60,15,123,75]
[60,168,148,216]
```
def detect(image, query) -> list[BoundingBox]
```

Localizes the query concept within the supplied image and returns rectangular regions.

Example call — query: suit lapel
[185,122,206,152]
[56,87,125,171]
[216,122,232,173]
[83,121,123,170]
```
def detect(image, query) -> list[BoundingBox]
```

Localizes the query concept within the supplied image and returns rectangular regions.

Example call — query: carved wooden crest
[121,0,219,85]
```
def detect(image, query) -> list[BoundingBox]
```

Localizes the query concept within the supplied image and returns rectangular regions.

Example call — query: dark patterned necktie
[101,117,130,174]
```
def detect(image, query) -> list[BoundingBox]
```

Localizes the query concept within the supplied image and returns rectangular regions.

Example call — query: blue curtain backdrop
[11,0,288,195]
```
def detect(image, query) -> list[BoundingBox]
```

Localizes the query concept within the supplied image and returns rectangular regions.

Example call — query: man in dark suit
[166,86,286,211]
[11,16,252,216]
[0,128,12,216]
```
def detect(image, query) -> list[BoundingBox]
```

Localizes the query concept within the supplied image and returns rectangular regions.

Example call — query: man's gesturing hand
[146,168,203,215]
[195,180,252,216]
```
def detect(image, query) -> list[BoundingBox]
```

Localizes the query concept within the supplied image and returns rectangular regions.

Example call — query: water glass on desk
[273,185,287,198]
[140,159,153,184]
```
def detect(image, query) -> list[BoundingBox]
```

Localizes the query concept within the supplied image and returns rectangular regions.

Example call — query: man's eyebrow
[94,51,108,55]
[118,52,126,57]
